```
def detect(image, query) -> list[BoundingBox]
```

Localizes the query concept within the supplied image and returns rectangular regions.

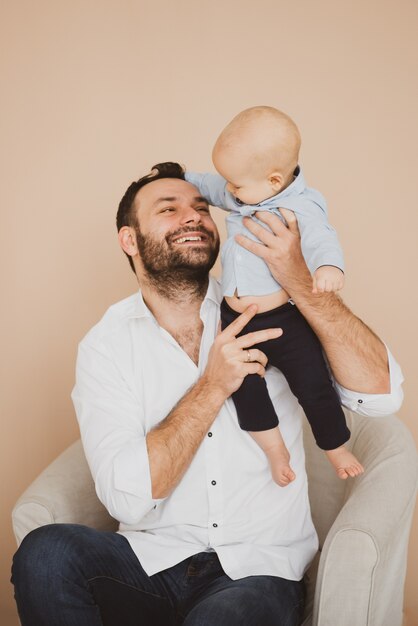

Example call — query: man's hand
[147,305,283,499]
[235,209,389,394]
[203,304,283,399]
[313,266,345,294]
[235,208,313,294]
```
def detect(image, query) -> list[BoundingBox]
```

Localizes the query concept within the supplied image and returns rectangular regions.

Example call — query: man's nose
[180,207,202,224]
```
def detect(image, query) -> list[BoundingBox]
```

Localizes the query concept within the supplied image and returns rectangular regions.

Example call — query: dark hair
[116,162,186,272]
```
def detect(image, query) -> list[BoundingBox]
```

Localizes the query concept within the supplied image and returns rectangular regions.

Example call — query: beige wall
[1,1,417,624]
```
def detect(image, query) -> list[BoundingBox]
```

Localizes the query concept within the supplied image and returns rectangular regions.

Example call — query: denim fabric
[12,524,305,626]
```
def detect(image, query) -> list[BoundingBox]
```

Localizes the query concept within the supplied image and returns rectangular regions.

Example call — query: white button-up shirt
[72,277,404,581]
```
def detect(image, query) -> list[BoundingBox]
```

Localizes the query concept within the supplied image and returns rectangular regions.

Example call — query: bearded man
[12,162,403,626]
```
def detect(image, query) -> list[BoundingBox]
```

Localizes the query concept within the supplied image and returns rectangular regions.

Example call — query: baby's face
[225,175,273,206]
[213,149,275,205]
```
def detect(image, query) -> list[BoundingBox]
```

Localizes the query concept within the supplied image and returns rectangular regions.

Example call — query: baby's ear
[268,172,284,192]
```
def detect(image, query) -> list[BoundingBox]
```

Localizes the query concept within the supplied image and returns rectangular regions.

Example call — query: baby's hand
[312,266,344,293]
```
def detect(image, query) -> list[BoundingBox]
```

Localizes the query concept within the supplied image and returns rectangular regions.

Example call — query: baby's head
[212,106,301,205]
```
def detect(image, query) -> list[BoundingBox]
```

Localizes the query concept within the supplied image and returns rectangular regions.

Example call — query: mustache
[166,225,216,244]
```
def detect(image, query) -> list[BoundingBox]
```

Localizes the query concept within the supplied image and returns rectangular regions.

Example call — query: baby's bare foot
[250,428,296,487]
[325,446,364,479]
[270,454,296,487]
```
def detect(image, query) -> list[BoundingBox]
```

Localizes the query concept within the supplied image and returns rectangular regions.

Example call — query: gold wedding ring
[246,350,251,363]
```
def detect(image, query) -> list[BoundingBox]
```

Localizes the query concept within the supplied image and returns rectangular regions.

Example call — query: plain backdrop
[1,1,417,624]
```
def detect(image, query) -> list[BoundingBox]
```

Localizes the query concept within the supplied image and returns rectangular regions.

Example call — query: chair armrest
[313,415,418,626]
[12,440,117,546]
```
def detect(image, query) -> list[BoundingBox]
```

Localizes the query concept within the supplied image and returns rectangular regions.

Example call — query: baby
[186,106,364,486]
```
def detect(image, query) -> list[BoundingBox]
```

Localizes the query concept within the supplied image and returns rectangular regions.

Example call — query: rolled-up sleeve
[335,346,404,416]
[72,339,160,526]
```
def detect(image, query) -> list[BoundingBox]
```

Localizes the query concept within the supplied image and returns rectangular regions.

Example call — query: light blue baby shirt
[186,167,344,297]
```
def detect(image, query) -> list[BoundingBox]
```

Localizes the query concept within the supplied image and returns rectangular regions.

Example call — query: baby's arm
[185,171,231,211]
[290,193,345,293]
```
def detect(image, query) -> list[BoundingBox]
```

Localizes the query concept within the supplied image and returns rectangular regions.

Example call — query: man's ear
[118,226,138,257]
[268,172,284,192]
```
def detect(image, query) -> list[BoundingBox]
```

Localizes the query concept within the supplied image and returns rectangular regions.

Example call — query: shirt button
[213,523,218,528]
[211,480,217,485]
[208,432,213,437]
[358,399,363,404]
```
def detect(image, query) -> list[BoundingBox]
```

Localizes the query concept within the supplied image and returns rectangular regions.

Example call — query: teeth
[174,236,202,243]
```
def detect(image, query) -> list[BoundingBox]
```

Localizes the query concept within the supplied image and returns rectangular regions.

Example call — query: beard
[135,224,220,300]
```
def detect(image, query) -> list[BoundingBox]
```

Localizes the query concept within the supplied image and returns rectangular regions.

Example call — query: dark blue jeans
[11,524,305,626]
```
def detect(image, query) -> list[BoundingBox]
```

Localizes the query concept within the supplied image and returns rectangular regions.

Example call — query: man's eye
[161,207,175,213]
[196,206,209,213]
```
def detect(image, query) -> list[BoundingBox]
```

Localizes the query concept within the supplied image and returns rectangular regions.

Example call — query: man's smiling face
[132,177,220,276]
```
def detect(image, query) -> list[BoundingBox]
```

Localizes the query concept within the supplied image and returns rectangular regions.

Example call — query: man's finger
[236,327,283,349]
[235,234,270,260]
[246,362,266,377]
[278,207,300,236]
[241,215,278,245]
[245,348,268,368]
[252,211,290,237]
[220,304,259,339]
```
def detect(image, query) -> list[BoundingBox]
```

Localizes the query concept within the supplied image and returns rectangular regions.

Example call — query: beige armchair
[12,411,417,626]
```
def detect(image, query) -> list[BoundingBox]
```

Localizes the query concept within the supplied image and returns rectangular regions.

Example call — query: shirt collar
[205,275,222,305]
[126,290,153,320]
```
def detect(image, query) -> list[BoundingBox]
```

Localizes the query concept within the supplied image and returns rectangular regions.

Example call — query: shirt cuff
[335,346,404,417]
[103,438,164,525]
[113,437,153,496]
